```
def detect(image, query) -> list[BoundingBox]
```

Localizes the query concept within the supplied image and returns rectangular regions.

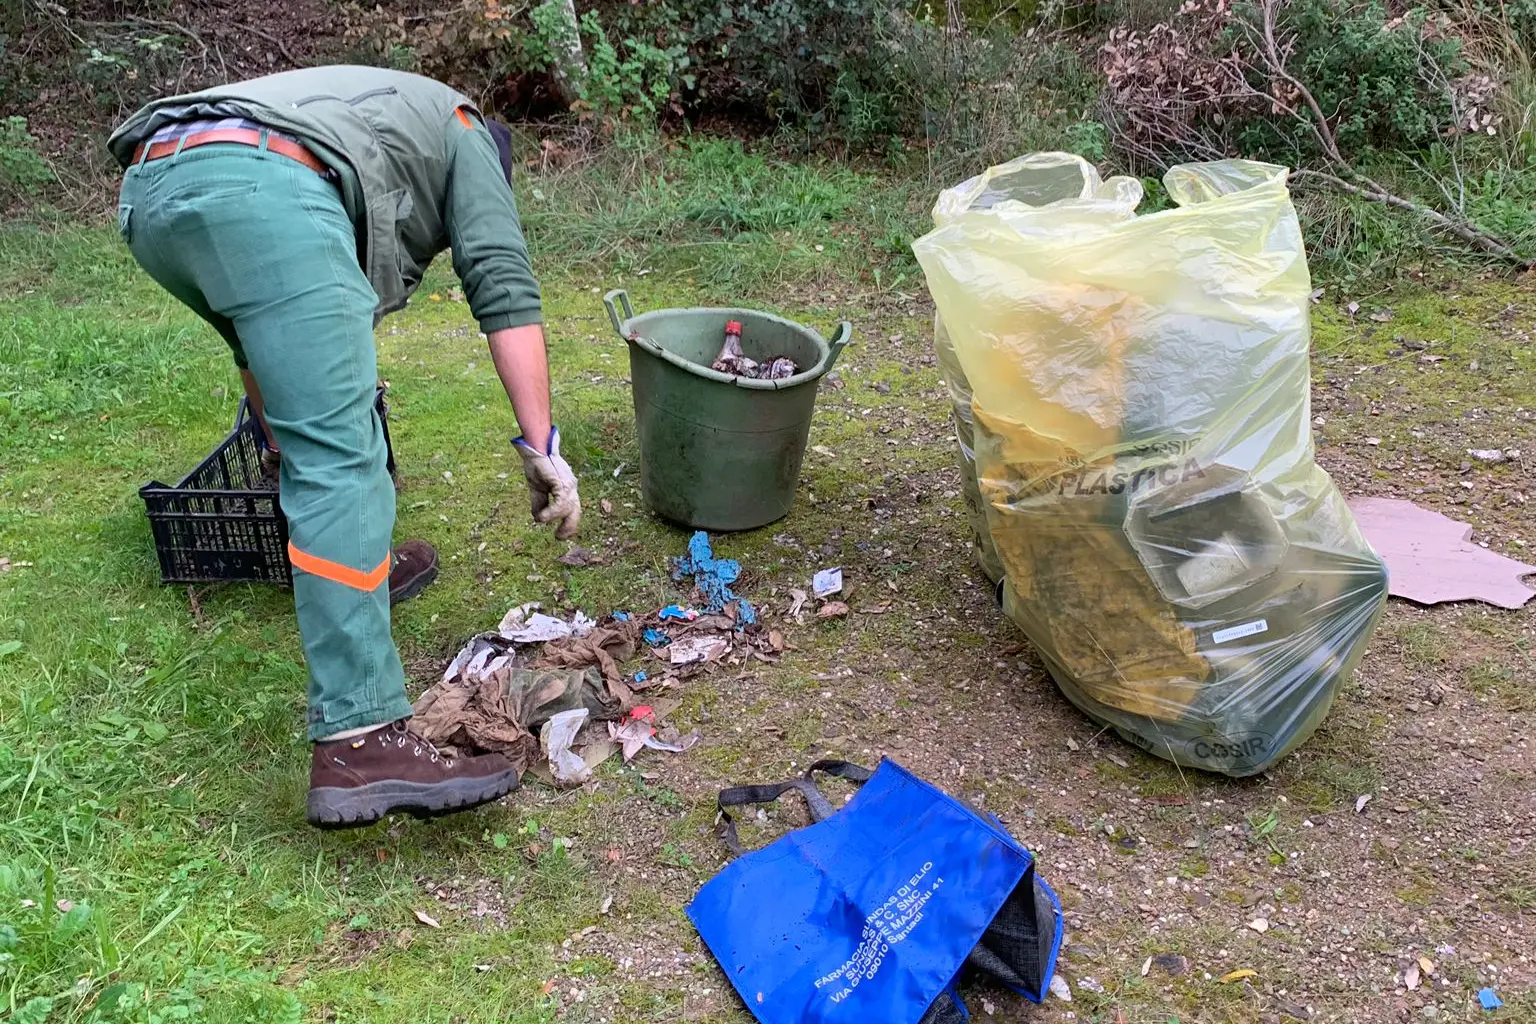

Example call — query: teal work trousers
[120,141,412,739]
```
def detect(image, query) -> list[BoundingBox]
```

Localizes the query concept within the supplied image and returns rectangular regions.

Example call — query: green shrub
[0,116,52,203]
[1238,1,1468,160]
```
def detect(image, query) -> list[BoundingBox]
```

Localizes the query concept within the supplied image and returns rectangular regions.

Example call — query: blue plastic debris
[634,670,649,684]
[643,627,670,648]
[673,531,757,625]
[613,611,632,621]
[1479,988,1502,1011]
[658,604,697,622]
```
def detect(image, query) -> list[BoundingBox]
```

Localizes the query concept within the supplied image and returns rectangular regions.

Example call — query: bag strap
[716,759,874,857]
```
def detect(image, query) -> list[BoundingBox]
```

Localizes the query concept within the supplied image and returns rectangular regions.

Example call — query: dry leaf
[1066,738,1080,751]
[1219,969,1258,984]
[1369,309,1395,323]
[1247,918,1269,934]
[1405,961,1421,990]
[556,547,602,567]
[600,498,613,515]
[1141,956,1153,977]
[600,895,614,915]
[787,589,808,617]
[817,601,849,619]
[1418,956,1435,976]
[414,910,442,929]
[1355,793,1373,813]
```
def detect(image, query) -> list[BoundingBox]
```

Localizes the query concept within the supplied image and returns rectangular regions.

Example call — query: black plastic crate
[140,387,396,585]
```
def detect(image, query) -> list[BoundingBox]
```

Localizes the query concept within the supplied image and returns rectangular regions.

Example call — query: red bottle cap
[725,320,742,335]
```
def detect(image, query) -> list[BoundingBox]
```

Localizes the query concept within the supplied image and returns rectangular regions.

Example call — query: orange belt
[132,127,330,176]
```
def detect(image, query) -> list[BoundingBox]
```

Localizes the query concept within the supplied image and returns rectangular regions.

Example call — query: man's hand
[514,427,581,540]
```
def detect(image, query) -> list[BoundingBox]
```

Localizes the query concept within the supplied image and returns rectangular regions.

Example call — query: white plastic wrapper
[914,153,1388,776]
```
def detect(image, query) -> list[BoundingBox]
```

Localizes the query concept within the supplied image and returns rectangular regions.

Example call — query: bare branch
[1291,169,1533,268]
[1255,0,1346,167]
[235,22,301,69]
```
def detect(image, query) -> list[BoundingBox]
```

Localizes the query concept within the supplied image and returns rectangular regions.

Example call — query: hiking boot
[389,539,438,605]
[307,719,521,829]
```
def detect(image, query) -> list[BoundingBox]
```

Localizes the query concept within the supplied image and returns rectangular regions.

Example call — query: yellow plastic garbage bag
[929,154,1141,586]
[913,154,1388,777]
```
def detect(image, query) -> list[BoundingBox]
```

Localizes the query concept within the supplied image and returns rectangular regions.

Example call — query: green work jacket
[109,65,541,332]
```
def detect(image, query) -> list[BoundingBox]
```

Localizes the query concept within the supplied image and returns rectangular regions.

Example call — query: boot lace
[384,719,454,768]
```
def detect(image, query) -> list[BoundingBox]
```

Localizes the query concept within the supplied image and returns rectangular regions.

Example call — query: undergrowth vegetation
[5,1,1536,279]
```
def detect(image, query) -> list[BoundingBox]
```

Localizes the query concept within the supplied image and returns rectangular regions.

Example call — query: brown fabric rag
[413,665,618,767]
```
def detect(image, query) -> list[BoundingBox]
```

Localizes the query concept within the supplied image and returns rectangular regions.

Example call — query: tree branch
[1291,169,1533,268]
[1256,0,1346,168]
[235,22,301,68]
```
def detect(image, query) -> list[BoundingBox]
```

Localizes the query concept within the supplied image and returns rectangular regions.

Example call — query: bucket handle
[604,289,636,340]
[820,321,852,375]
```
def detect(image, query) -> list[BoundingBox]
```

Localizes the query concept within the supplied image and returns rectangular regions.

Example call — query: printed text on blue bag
[814,862,944,1003]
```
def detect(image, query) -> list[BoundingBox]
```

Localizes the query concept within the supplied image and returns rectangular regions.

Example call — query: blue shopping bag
[686,759,1064,1024]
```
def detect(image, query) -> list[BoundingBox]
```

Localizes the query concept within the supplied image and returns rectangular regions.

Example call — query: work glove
[513,426,581,540]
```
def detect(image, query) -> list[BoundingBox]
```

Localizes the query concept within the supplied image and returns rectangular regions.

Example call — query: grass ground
[2,148,1534,1024]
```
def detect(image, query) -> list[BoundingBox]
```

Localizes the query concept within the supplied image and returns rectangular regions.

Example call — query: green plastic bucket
[605,289,851,532]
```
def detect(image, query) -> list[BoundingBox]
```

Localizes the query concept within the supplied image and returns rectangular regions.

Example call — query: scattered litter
[673,532,757,624]
[497,604,598,643]
[414,910,442,929]
[643,627,671,648]
[613,611,632,621]
[1468,449,1507,463]
[659,604,698,622]
[1141,957,1153,977]
[557,547,603,567]
[787,589,809,618]
[1478,988,1502,1011]
[1405,960,1421,990]
[1348,497,1536,609]
[542,709,592,786]
[1078,977,1104,994]
[633,670,648,684]
[1049,974,1073,1002]
[1066,738,1080,752]
[415,665,616,772]
[816,601,849,620]
[534,619,647,692]
[600,498,614,515]
[1247,918,1269,934]
[813,567,844,598]
[669,636,728,665]
[600,895,614,915]
[1219,969,1258,984]
[609,707,700,761]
